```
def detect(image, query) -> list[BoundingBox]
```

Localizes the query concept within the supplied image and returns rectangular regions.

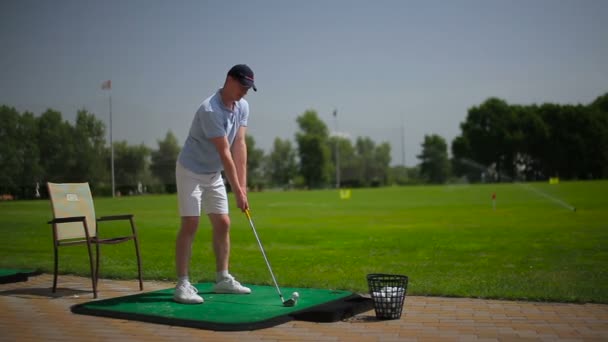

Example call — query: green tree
[418,134,450,184]
[267,137,298,187]
[295,110,331,188]
[245,134,266,190]
[589,95,608,178]
[510,104,548,180]
[389,165,422,185]
[452,98,516,181]
[355,137,375,186]
[591,93,608,113]
[0,106,22,195]
[451,135,479,182]
[71,109,107,185]
[353,137,391,186]
[17,111,43,198]
[112,141,150,195]
[373,142,392,185]
[329,136,358,187]
[37,109,75,182]
[452,94,608,181]
[539,103,606,179]
[150,131,180,192]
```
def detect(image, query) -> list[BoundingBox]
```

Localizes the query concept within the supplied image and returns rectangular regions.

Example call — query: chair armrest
[48,216,86,224]
[97,214,134,222]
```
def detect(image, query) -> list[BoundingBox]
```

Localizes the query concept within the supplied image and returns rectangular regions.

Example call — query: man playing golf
[173,64,256,304]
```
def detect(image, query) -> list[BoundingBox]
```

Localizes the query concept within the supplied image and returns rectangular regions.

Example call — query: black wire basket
[367,274,408,319]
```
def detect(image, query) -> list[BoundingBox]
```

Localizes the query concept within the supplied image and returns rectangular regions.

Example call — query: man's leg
[173,216,204,304]
[208,213,231,273]
[209,213,251,294]
[174,160,205,304]
[176,216,200,278]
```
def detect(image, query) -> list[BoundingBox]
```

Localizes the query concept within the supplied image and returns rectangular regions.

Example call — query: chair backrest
[47,182,97,240]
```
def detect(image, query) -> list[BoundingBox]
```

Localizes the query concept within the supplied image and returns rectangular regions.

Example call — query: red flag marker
[101,80,111,90]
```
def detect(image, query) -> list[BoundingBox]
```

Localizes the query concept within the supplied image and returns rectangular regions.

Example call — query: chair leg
[134,238,143,291]
[53,244,58,293]
[86,240,97,298]
[95,242,100,288]
[130,218,144,291]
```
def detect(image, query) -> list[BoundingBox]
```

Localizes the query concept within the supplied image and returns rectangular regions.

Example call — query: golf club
[244,209,298,307]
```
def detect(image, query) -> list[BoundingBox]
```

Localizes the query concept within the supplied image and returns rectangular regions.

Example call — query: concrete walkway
[1,274,606,341]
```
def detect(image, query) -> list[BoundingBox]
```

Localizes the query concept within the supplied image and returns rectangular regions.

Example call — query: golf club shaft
[245,209,285,302]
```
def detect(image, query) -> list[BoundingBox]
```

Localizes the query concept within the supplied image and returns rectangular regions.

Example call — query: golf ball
[292,291,299,299]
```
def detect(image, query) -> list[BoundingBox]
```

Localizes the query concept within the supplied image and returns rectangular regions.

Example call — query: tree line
[1,92,606,198]
[258,109,393,190]
[413,93,608,184]
[0,106,158,198]
[450,93,608,182]
[0,106,395,198]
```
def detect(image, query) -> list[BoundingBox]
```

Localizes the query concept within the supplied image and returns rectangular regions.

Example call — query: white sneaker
[213,275,252,294]
[173,283,204,304]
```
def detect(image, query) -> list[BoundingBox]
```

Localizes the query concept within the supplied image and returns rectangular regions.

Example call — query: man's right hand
[235,190,249,212]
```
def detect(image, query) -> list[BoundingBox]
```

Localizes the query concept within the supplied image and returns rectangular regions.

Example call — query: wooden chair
[47,182,143,298]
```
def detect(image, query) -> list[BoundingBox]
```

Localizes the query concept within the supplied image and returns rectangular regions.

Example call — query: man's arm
[210,135,248,211]
[231,126,248,192]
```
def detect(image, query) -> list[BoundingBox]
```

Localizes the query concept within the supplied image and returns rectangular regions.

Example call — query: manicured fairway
[1,180,606,303]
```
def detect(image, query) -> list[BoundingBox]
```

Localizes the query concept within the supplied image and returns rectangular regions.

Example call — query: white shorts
[176,162,228,216]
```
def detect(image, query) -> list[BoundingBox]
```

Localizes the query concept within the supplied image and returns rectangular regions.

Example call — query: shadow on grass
[344,314,383,322]
[0,286,92,299]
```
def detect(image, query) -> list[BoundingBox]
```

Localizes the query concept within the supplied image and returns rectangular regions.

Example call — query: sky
[2,0,607,166]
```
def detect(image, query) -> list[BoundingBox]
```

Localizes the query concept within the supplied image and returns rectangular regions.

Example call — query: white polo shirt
[178,90,249,174]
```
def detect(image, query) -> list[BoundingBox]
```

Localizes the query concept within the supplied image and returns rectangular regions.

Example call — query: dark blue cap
[228,64,257,91]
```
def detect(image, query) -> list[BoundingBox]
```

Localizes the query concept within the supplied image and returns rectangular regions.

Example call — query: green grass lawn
[1,180,606,303]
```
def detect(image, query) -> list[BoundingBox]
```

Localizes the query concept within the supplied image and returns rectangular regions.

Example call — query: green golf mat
[0,269,40,284]
[71,283,373,331]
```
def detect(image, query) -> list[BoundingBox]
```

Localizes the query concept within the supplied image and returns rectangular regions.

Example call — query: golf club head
[283,291,299,307]
[282,298,297,307]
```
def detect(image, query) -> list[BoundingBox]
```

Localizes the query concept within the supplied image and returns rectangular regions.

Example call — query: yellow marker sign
[339,189,352,200]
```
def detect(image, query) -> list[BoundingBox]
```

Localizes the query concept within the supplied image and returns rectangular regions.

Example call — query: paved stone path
[1,274,606,341]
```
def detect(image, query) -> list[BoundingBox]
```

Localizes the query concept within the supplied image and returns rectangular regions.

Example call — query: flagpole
[109,93,115,198]
[401,115,407,182]
[102,80,115,198]
[333,109,340,189]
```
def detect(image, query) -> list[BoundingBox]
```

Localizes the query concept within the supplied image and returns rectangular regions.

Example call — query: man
[173,64,257,304]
